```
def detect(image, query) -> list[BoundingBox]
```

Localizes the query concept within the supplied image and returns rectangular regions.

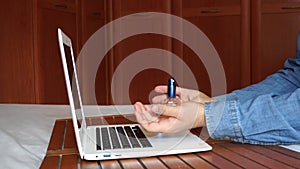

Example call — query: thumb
[150,104,180,117]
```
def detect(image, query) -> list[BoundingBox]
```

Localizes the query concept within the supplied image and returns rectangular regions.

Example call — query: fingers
[134,102,159,124]
[151,86,167,104]
[154,85,181,95]
[143,105,159,123]
[152,94,167,103]
[154,85,168,93]
[152,85,182,104]
[135,98,207,134]
[134,102,147,123]
[177,87,213,103]
[134,102,179,133]
[139,116,178,133]
[150,104,180,117]
[154,85,213,103]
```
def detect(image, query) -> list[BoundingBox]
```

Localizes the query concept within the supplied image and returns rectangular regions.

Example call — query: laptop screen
[63,44,83,128]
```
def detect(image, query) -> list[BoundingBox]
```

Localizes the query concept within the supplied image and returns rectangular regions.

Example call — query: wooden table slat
[124,114,138,124]
[179,153,217,169]
[268,145,300,160]
[59,154,79,169]
[40,156,60,169]
[85,117,93,126]
[100,160,122,169]
[197,151,242,169]
[114,115,130,124]
[221,143,295,169]
[103,116,116,125]
[119,159,144,169]
[159,155,193,168]
[47,120,66,151]
[139,157,168,168]
[46,148,78,156]
[212,144,267,169]
[91,116,108,125]
[63,119,77,149]
[238,144,300,168]
[80,160,99,169]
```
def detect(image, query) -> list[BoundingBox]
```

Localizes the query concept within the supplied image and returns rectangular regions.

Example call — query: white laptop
[57,28,212,160]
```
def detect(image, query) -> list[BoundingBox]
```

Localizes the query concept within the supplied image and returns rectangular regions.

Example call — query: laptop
[57,28,212,160]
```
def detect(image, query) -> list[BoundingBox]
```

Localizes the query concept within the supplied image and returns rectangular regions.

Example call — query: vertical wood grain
[0,0,35,103]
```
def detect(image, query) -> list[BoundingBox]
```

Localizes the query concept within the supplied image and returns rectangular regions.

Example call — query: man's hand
[152,85,213,104]
[134,101,205,133]
[134,86,213,133]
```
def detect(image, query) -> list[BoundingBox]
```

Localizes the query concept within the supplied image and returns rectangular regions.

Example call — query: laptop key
[109,127,121,149]
[124,126,141,148]
[101,127,111,150]
[132,126,152,148]
[116,127,131,149]
[96,128,102,150]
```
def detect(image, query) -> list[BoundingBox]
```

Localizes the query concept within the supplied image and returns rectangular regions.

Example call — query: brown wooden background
[2,0,300,105]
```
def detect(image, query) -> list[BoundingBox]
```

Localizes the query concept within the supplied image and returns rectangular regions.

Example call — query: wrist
[193,103,205,128]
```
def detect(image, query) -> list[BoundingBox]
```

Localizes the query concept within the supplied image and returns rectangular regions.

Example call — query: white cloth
[0,104,134,169]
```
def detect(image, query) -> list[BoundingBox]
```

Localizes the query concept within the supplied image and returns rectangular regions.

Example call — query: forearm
[204,91,300,145]
[234,56,300,103]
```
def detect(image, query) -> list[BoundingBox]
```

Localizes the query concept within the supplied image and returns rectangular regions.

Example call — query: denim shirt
[205,38,300,145]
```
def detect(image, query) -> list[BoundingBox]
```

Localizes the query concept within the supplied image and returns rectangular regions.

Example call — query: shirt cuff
[204,93,244,142]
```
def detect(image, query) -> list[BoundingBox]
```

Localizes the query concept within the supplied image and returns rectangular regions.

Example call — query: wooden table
[40,115,300,169]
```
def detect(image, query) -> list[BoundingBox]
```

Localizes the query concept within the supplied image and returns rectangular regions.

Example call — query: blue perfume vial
[165,78,181,106]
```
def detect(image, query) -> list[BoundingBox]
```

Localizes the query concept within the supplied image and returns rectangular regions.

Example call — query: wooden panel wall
[0,0,35,103]
[1,0,299,104]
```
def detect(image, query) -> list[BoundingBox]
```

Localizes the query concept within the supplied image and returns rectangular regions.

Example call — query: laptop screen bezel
[58,28,86,158]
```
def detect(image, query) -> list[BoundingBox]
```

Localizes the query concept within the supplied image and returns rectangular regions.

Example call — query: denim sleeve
[204,53,300,145]
[205,91,300,145]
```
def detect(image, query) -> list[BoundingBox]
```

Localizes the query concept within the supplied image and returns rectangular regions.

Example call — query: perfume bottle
[165,78,181,106]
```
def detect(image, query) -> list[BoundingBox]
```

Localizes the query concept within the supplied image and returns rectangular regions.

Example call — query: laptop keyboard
[96,125,152,150]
